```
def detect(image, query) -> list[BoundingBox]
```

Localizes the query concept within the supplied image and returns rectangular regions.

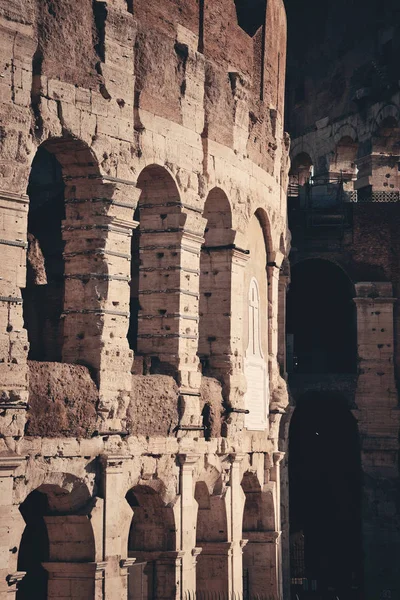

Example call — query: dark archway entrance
[17,482,96,600]
[289,391,363,599]
[23,146,65,361]
[126,485,178,600]
[286,259,357,374]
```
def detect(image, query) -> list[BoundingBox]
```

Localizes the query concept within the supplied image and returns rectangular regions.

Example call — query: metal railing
[183,593,276,600]
[348,190,400,203]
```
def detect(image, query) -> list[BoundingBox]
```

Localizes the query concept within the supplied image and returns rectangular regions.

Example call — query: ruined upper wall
[284,0,400,137]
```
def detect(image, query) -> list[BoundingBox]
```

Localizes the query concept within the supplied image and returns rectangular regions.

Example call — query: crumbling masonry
[0,1,290,599]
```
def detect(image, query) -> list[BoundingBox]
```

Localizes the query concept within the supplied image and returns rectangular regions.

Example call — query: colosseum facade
[0,1,290,599]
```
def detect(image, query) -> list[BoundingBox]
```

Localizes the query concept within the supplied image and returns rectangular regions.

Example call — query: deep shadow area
[289,391,363,598]
[287,259,357,373]
[17,490,49,600]
[23,146,65,361]
[234,0,266,37]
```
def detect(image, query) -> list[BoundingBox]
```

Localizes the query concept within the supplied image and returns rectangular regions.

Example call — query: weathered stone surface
[0,1,290,598]
[26,361,98,437]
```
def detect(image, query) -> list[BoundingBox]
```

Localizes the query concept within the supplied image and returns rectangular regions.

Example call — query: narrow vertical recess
[260,2,267,100]
[198,0,205,53]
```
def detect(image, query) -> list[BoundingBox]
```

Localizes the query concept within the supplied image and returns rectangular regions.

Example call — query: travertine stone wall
[0,0,289,598]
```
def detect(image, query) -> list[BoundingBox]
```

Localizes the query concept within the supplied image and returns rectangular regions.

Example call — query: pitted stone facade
[0,1,290,599]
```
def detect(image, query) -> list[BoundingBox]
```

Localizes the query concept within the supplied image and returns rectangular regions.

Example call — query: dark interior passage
[289,391,363,598]
[126,486,176,600]
[23,146,65,361]
[286,259,357,373]
[17,490,50,600]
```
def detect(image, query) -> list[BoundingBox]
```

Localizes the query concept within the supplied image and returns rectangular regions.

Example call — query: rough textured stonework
[0,0,290,598]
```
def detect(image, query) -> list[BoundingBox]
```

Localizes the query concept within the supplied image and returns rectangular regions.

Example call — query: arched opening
[132,165,189,375]
[241,473,277,599]
[289,152,313,190]
[289,391,363,598]
[23,146,65,361]
[194,479,228,595]
[332,136,358,183]
[22,137,116,378]
[126,485,177,600]
[286,259,357,374]
[243,213,269,430]
[198,188,233,376]
[17,482,95,600]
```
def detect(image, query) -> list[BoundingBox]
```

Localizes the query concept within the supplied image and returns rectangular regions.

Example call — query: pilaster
[228,453,247,594]
[100,453,133,600]
[354,282,400,600]
[0,191,29,440]
[0,454,27,600]
[178,453,201,592]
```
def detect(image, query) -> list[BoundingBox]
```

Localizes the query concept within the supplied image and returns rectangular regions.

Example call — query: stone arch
[17,479,96,600]
[373,113,400,147]
[241,471,278,598]
[355,108,400,199]
[253,207,273,261]
[331,135,358,181]
[243,211,270,430]
[23,137,104,364]
[194,468,229,595]
[286,258,357,374]
[198,187,234,380]
[22,135,134,405]
[289,151,313,187]
[333,123,358,145]
[288,390,362,597]
[374,103,400,132]
[132,163,204,382]
[125,484,179,600]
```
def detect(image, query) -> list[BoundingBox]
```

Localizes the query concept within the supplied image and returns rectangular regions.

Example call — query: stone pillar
[62,178,138,429]
[354,282,400,600]
[138,208,206,390]
[356,153,400,193]
[101,454,133,600]
[229,453,246,595]
[267,252,284,364]
[243,531,281,599]
[42,562,106,600]
[119,558,135,600]
[199,246,248,407]
[155,551,184,600]
[196,542,233,594]
[277,265,289,374]
[0,191,29,441]
[0,454,26,600]
[178,453,200,593]
[127,551,183,600]
[270,452,285,599]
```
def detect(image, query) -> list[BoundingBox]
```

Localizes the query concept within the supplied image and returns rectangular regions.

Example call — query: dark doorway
[289,391,363,599]
[23,146,65,361]
[17,490,49,600]
[286,259,357,373]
